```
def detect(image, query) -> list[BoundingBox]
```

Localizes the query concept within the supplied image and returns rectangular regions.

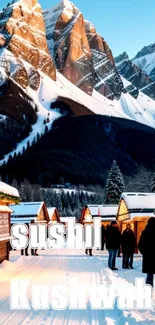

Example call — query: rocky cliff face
[84,20,123,99]
[0,0,56,84]
[44,1,93,95]
[132,44,155,81]
[115,52,155,100]
[44,0,123,99]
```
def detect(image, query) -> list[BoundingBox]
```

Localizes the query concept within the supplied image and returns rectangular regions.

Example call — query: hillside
[1,114,155,186]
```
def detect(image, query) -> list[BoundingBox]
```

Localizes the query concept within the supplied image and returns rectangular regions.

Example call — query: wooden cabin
[10,202,50,225]
[117,193,155,247]
[47,207,61,224]
[0,181,19,263]
[80,205,118,226]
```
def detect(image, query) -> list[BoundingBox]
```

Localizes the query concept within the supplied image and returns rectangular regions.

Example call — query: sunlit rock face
[0,0,56,85]
[44,0,123,99]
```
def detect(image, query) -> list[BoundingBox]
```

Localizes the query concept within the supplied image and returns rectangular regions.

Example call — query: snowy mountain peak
[132,44,155,81]
[2,0,39,10]
[45,0,77,16]
[133,43,155,60]
[115,52,129,64]
[115,51,155,100]
[62,0,72,6]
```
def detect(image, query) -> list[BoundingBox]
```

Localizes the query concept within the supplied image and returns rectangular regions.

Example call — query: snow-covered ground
[0,248,155,324]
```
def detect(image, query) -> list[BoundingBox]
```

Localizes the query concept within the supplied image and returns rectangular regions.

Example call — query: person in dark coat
[85,248,93,256]
[121,223,136,269]
[101,224,105,250]
[138,217,155,287]
[106,221,121,270]
[30,220,39,256]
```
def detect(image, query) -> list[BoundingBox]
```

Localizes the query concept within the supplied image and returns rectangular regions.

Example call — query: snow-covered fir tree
[19,183,27,201]
[56,193,63,214]
[151,171,155,192]
[66,202,73,217]
[104,160,125,204]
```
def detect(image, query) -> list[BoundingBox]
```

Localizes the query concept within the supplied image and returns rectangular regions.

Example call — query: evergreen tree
[11,178,18,190]
[66,202,73,217]
[61,190,67,209]
[56,193,63,214]
[66,192,71,208]
[80,191,87,208]
[151,171,155,192]
[70,191,75,211]
[74,192,82,220]
[104,160,125,204]
[27,141,30,149]
[45,190,52,207]
[22,147,26,155]
[52,191,58,207]
[37,133,40,142]
[125,165,152,193]
[23,179,32,201]
[40,188,46,202]
[45,125,48,134]
[4,175,9,184]
[32,184,41,201]
[63,207,67,217]
[19,183,27,201]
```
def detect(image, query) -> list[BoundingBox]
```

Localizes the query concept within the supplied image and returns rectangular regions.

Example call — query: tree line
[1,159,155,219]
[10,178,104,219]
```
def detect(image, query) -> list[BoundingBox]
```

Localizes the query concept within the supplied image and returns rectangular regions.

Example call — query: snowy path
[0,249,155,325]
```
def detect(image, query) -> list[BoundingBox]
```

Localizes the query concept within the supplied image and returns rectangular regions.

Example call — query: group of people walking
[103,218,155,287]
[85,218,155,287]
[105,221,136,270]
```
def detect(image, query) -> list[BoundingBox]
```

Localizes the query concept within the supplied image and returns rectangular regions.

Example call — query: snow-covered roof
[87,205,99,216]
[0,205,13,213]
[88,205,118,217]
[99,206,118,216]
[11,217,35,224]
[0,181,19,198]
[130,212,155,220]
[121,193,155,210]
[10,202,44,216]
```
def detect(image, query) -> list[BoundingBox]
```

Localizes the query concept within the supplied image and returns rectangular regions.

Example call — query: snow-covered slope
[132,43,155,81]
[50,71,155,128]
[0,60,61,166]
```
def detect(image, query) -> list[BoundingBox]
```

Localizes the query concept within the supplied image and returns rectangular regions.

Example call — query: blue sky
[1,0,155,58]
